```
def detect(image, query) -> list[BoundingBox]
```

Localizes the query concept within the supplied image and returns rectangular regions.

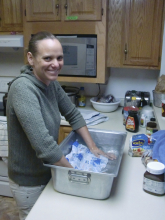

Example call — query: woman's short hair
[28,31,57,57]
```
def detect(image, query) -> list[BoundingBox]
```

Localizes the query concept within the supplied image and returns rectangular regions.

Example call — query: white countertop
[26,104,165,220]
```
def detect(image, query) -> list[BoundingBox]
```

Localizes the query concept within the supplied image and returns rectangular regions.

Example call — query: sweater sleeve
[55,82,86,130]
[9,80,63,164]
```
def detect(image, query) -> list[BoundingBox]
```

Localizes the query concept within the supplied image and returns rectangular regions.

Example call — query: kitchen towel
[66,140,108,173]
[61,109,109,126]
[0,116,8,156]
[151,130,165,165]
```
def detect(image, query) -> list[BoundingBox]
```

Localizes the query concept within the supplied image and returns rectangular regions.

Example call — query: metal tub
[44,128,127,200]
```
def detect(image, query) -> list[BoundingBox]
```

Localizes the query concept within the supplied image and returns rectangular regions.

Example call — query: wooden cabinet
[0,0,23,32]
[25,0,102,22]
[58,126,72,144]
[25,0,61,21]
[63,0,102,21]
[23,0,108,84]
[107,0,164,69]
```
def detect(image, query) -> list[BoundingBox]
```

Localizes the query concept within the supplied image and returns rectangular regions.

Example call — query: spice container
[125,107,139,133]
[143,162,165,196]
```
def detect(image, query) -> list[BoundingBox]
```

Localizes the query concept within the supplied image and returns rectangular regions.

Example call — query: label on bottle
[143,177,165,195]
[140,118,144,126]
[78,97,86,107]
[126,116,135,131]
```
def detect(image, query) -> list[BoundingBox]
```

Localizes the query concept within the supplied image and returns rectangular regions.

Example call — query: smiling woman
[6,31,113,220]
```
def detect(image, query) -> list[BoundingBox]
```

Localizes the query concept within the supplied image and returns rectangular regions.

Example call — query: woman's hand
[76,126,117,160]
[90,147,116,160]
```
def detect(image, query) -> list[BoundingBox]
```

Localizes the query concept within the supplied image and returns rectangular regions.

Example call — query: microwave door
[59,43,86,76]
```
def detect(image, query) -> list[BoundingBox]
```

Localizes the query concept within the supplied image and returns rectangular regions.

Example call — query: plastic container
[140,114,146,128]
[143,162,165,196]
[78,87,86,107]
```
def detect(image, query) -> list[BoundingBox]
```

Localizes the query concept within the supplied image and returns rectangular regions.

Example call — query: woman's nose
[52,59,59,67]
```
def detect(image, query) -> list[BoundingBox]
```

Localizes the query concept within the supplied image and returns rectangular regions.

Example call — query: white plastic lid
[147,162,165,175]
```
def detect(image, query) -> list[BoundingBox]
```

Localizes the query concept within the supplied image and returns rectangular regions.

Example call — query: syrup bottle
[125,108,139,133]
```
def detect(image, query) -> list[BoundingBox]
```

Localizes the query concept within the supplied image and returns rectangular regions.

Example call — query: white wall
[105,68,159,100]
[60,67,159,100]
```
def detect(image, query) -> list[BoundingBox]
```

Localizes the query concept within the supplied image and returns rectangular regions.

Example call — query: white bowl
[90,97,121,113]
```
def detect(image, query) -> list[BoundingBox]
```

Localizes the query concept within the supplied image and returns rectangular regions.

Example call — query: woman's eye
[44,57,51,61]
[57,56,63,61]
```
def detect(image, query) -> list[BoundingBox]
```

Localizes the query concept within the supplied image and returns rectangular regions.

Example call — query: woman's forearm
[54,155,73,168]
[75,126,97,151]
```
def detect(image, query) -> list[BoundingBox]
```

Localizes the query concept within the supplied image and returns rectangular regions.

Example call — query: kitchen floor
[0,196,19,220]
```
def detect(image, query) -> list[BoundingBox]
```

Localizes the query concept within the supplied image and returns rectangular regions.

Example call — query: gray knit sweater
[6,65,86,186]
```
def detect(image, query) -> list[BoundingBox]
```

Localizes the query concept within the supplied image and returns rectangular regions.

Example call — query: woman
[7,31,113,220]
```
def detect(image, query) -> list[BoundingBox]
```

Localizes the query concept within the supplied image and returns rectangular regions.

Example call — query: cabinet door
[123,0,164,67]
[58,126,72,145]
[64,0,102,21]
[0,0,23,31]
[26,0,61,21]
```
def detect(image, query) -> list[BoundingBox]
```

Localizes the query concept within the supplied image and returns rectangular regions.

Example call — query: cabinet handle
[56,4,59,16]
[124,44,128,60]
[64,3,68,15]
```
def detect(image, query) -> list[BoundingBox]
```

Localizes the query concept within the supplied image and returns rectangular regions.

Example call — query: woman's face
[27,38,64,85]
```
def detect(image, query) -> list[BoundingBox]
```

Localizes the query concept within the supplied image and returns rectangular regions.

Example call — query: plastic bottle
[78,87,86,107]
[125,108,139,133]
[140,114,146,127]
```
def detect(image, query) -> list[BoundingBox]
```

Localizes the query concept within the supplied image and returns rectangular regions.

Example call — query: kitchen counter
[26,104,165,220]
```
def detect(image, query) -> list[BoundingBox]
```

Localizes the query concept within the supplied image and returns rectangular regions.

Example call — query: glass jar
[146,120,158,136]
[143,162,165,196]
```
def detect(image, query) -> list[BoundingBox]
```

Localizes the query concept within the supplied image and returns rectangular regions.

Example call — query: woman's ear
[27,52,34,66]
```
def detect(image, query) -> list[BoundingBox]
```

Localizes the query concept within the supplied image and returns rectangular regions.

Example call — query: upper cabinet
[25,0,102,22]
[107,0,164,69]
[25,0,61,21]
[63,0,102,21]
[23,0,108,84]
[0,0,23,32]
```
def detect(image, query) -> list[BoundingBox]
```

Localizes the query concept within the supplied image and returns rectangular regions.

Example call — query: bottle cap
[150,117,156,121]
[147,162,165,175]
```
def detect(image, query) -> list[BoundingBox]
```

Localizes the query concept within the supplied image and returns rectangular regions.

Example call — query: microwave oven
[56,35,97,77]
